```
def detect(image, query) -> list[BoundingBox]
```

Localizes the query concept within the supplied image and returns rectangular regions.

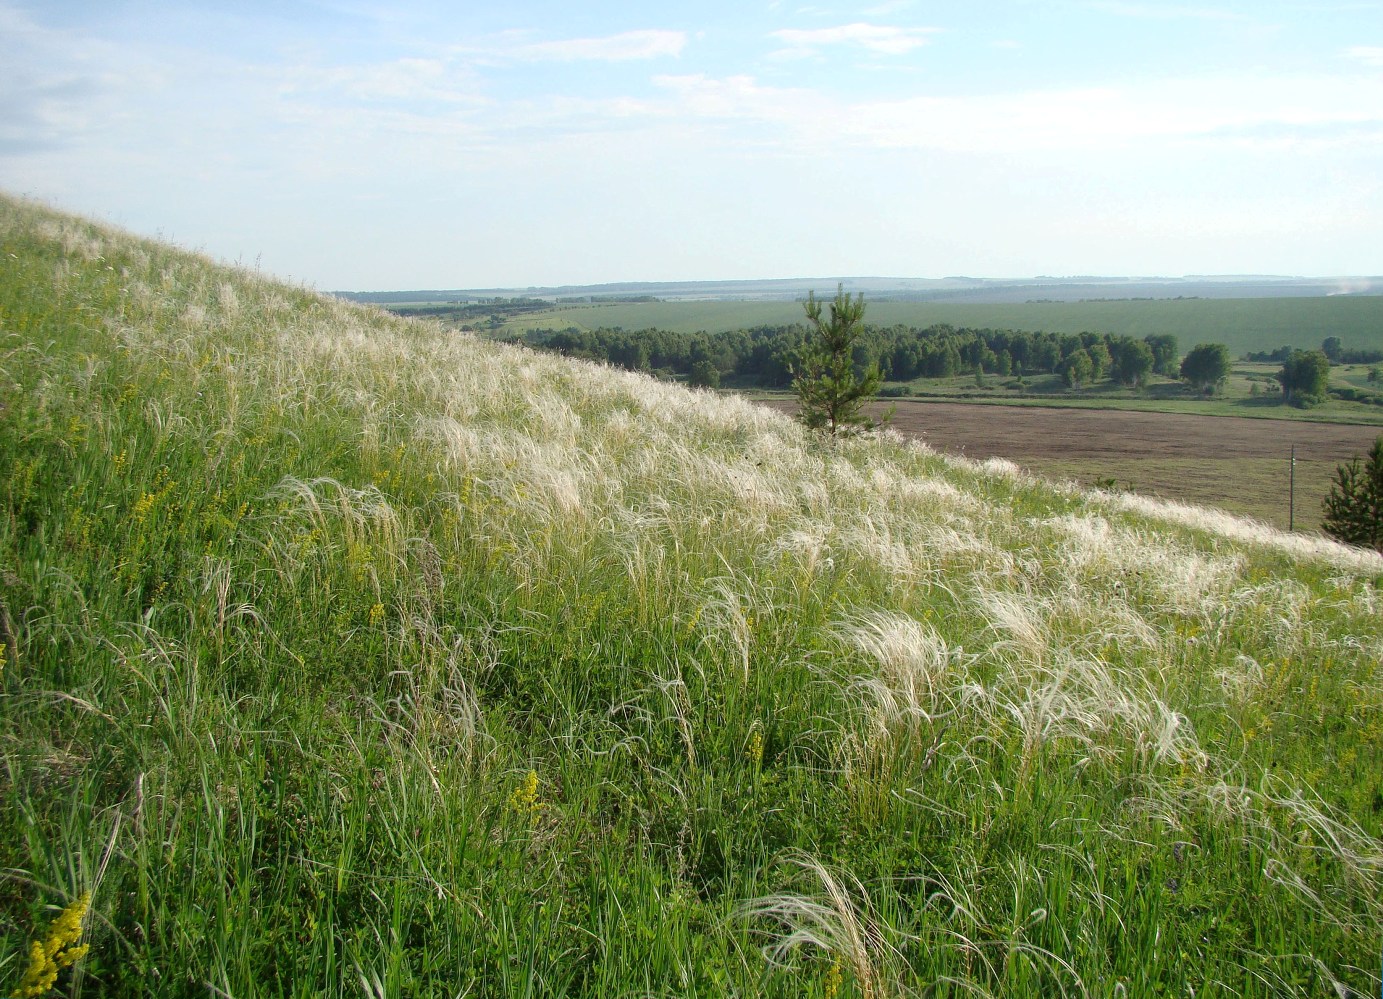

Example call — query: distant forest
[501,324,1184,390]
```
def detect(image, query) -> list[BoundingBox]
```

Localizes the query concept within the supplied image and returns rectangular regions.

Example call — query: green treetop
[792,284,883,436]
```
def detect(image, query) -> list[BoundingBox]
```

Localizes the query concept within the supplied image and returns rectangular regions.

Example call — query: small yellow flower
[509,769,542,820]
[10,891,90,998]
[368,602,385,626]
[823,956,843,999]
[746,730,764,769]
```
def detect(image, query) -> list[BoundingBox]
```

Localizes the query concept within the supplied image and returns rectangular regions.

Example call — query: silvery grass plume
[1099,490,1383,573]
[834,611,971,733]
[738,852,902,999]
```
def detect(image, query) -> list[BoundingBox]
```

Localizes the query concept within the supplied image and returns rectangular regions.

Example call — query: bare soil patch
[765,399,1382,532]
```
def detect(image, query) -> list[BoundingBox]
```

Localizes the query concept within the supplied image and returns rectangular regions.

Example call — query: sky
[2,1,1382,290]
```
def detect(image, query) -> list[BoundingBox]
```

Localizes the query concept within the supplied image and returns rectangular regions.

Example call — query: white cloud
[1345,45,1383,66]
[771,22,938,57]
[509,29,686,62]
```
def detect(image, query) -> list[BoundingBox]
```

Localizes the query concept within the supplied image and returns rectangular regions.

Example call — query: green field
[4,196,1383,997]
[869,362,1383,425]
[504,296,1383,359]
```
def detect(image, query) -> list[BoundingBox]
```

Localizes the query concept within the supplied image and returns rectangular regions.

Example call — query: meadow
[3,195,1383,997]
[501,296,1383,360]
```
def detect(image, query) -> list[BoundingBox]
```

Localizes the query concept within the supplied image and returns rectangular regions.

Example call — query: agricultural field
[3,196,1383,998]
[852,362,1383,427]
[502,296,1383,360]
[763,399,1383,532]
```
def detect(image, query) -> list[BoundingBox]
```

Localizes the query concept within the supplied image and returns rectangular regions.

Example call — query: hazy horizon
[3,1,1382,290]
[336,273,1383,300]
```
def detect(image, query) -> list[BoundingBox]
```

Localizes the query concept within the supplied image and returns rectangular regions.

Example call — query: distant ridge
[337,274,1383,306]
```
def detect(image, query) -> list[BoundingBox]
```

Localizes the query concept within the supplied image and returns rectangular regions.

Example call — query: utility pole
[1289,444,1296,532]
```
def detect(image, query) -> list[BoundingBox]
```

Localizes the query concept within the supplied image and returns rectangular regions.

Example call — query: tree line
[1245,337,1383,366]
[510,323,1181,390]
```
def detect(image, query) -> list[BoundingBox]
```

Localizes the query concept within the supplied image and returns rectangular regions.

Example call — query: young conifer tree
[1321,435,1383,552]
[792,284,882,435]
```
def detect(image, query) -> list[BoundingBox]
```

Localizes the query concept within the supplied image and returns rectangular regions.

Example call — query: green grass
[3,195,1382,997]
[504,297,1383,360]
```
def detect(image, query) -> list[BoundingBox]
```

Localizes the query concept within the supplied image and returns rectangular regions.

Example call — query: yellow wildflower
[10,891,90,998]
[509,769,541,820]
[746,730,764,769]
[823,956,843,999]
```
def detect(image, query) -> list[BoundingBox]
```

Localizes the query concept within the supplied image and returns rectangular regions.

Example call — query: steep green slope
[2,196,1381,997]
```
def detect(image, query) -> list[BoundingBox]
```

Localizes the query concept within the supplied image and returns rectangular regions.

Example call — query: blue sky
[3,1,1382,289]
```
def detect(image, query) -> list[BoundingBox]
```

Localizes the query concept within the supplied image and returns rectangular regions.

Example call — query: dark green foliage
[1145,334,1179,377]
[1111,337,1155,386]
[687,359,720,388]
[521,323,1216,394]
[1059,349,1093,388]
[792,285,882,435]
[1086,341,1111,380]
[1321,436,1383,552]
[1180,342,1232,394]
[1330,385,1383,406]
[1278,350,1331,407]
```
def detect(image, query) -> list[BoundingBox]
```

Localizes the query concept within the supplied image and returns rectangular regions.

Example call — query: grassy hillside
[502,297,1383,359]
[2,195,1382,997]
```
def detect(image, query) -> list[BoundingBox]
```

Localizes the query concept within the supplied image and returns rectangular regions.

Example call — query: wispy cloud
[508,29,687,62]
[636,71,1383,157]
[0,4,162,155]
[770,22,938,57]
[1345,45,1383,66]
[652,74,819,123]
[862,74,1383,152]
[280,57,485,105]
[1085,2,1247,20]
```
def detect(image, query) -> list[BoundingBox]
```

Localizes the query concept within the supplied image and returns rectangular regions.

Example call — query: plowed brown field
[766,399,1382,533]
